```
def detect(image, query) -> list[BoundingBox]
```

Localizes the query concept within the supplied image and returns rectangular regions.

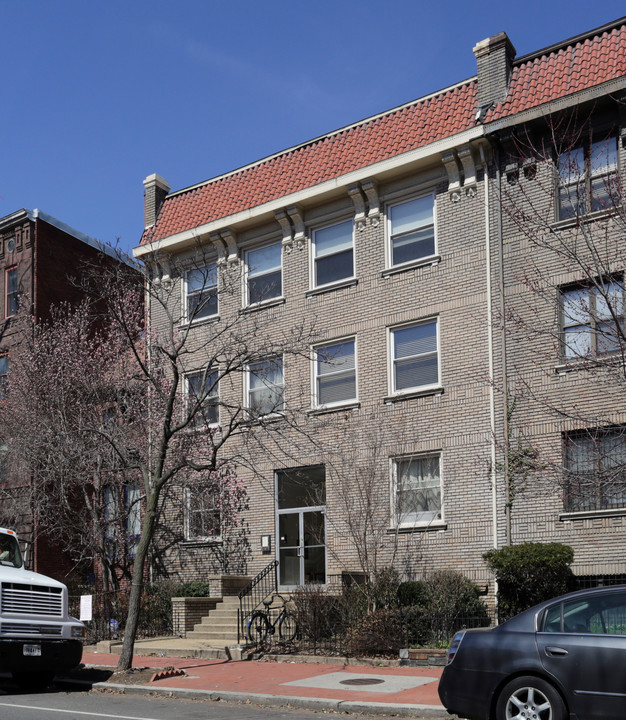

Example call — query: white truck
[0,527,85,689]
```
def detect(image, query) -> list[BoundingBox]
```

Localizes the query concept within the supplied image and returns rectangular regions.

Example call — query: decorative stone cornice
[361,179,380,225]
[287,205,305,250]
[441,151,462,199]
[275,210,293,251]
[348,184,367,230]
[457,145,477,189]
[220,229,239,265]
[209,233,228,265]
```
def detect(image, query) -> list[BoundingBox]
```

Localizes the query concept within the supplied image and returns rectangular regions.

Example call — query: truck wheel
[12,671,55,691]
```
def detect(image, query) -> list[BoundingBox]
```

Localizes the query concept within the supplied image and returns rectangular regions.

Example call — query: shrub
[420,570,490,645]
[291,584,347,643]
[397,580,428,607]
[399,571,489,647]
[346,608,405,656]
[483,542,574,620]
[140,580,179,635]
[177,581,213,597]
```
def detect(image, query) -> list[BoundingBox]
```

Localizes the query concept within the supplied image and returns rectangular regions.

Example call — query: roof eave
[134,124,485,258]
[484,76,626,133]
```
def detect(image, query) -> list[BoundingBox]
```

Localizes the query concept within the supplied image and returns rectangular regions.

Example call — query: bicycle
[247,593,298,649]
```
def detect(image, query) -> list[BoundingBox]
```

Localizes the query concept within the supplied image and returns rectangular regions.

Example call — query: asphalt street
[0,684,435,720]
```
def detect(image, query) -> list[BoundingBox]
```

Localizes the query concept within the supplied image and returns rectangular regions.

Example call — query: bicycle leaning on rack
[247,593,298,648]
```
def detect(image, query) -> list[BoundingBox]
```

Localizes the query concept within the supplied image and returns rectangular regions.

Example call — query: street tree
[0,249,320,670]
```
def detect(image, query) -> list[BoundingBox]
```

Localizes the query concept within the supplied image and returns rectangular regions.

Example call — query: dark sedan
[438,584,626,720]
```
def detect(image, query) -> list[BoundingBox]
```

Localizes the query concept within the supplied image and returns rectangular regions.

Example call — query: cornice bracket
[287,205,305,250]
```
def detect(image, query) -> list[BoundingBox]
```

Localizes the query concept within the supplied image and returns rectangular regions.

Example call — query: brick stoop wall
[405,648,447,666]
[172,575,250,637]
[172,597,220,637]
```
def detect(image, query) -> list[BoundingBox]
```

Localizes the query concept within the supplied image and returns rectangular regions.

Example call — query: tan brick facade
[140,20,626,602]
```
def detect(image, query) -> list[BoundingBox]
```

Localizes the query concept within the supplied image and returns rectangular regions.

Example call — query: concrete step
[191,622,237,632]
[187,631,240,643]
[205,608,240,619]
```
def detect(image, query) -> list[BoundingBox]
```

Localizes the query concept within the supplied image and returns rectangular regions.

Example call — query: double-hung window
[247,357,284,418]
[184,263,218,322]
[0,356,7,401]
[246,242,282,305]
[5,267,18,318]
[313,219,354,287]
[126,484,141,556]
[104,484,141,557]
[564,427,626,513]
[0,441,7,485]
[561,281,624,359]
[186,369,219,427]
[314,339,356,408]
[558,136,618,220]
[393,455,442,526]
[390,319,439,393]
[387,193,435,267]
[185,488,220,542]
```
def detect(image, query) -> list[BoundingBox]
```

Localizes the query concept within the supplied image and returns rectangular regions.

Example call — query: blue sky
[2,1,625,255]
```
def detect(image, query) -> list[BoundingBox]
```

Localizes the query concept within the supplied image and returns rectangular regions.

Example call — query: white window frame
[388,318,440,395]
[183,262,218,323]
[386,192,436,269]
[312,337,357,409]
[244,241,283,306]
[104,483,141,557]
[0,355,7,401]
[126,484,141,557]
[563,427,626,514]
[184,487,221,542]
[311,218,355,289]
[185,368,220,428]
[246,356,284,418]
[392,454,443,528]
[5,267,18,319]
[561,280,624,360]
[557,136,618,221]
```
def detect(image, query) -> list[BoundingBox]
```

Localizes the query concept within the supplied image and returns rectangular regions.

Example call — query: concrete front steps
[186,595,242,646]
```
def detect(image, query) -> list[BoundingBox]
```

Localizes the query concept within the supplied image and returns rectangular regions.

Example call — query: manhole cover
[339,678,386,686]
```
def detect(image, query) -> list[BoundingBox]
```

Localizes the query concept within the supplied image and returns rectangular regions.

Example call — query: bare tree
[0,248,322,670]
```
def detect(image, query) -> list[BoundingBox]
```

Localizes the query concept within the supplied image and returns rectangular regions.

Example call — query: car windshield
[0,534,22,568]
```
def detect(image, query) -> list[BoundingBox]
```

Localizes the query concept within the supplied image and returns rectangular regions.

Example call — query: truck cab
[0,527,85,689]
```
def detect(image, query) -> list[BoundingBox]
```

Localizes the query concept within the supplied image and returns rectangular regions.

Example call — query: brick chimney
[473,32,516,112]
[143,174,170,229]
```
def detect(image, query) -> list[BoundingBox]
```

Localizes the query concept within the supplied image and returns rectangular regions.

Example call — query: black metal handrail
[237,560,278,643]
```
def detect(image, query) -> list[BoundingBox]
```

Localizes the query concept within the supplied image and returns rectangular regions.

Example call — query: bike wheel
[279,612,298,642]
[247,611,270,646]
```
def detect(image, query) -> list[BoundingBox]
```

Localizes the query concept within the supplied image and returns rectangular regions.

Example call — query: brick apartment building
[0,208,130,579]
[134,18,626,601]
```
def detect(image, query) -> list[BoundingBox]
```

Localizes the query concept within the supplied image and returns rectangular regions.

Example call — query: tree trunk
[116,489,158,670]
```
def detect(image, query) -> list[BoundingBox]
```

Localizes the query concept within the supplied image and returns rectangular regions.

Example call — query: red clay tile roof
[141,21,626,246]
[486,24,626,121]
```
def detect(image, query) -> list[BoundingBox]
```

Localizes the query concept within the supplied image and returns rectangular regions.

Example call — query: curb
[90,681,448,717]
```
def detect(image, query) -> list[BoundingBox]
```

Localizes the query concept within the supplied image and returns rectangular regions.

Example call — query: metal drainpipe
[145,269,154,586]
[480,144,499,553]
[496,143,511,547]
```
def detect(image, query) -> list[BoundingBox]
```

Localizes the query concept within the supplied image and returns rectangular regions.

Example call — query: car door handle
[545,646,568,657]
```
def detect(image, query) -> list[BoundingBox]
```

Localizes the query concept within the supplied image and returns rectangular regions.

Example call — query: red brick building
[0,208,126,580]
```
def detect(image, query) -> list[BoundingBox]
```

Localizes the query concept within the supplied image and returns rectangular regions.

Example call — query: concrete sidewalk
[80,648,447,717]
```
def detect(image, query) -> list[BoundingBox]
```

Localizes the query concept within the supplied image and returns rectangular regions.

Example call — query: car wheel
[496,676,565,720]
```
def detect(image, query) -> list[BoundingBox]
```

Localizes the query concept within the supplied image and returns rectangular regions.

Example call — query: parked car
[438,584,626,720]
